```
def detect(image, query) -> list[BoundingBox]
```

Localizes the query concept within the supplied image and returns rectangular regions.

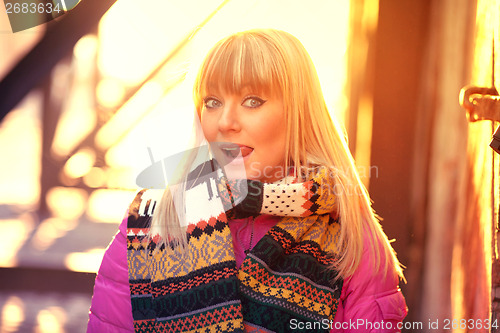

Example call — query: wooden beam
[0,0,117,122]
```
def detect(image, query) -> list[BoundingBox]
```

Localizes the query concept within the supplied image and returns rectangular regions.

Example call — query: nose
[217,101,240,133]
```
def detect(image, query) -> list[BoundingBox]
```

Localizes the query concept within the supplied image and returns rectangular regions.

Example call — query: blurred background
[0,0,498,332]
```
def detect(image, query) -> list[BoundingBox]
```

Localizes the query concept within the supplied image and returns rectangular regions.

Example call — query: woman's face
[200,88,287,183]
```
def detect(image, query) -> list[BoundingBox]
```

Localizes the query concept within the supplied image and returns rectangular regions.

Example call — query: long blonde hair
[153,29,403,279]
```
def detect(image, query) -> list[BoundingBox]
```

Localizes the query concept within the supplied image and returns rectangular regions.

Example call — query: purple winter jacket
[87,214,407,332]
[87,214,134,332]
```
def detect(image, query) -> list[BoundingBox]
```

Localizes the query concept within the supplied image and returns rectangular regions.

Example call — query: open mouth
[218,143,254,160]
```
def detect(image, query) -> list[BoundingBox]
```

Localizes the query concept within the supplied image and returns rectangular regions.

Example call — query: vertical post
[38,56,72,220]
[368,0,431,327]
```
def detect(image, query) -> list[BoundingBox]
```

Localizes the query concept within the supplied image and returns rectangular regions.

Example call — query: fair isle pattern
[237,214,342,332]
[128,166,343,332]
[261,167,338,217]
[127,190,244,332]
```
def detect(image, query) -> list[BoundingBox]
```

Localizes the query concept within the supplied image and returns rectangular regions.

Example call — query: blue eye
[204,97,222,108]
[242,96,266,108]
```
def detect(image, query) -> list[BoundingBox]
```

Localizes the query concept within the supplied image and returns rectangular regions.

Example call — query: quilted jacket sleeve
[87,213,134,332]
[331,233,407,332]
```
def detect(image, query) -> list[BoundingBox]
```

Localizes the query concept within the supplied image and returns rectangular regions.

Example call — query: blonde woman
[88,29,407,332]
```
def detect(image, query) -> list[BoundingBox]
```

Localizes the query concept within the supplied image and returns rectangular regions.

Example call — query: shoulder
[336,231,407,330]
[88,212,134,332]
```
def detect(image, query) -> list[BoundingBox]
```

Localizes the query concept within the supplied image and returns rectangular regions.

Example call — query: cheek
[272,133,287,162]
[257,117,286,157]
[200,113,215,141]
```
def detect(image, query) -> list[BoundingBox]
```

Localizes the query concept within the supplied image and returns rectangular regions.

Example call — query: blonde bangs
[194,32,284,110]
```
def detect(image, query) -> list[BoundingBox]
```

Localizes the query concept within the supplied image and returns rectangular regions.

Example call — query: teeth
[221,147,240,158]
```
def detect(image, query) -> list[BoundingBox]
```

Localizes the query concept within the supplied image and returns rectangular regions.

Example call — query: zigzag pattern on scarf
[127,167,343,333]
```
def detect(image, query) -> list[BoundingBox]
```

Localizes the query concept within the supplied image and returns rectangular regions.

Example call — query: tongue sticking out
[239,146,253,157]
[219,143,253,160]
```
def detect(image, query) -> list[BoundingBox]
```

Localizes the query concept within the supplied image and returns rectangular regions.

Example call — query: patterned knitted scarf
[127,164,343,332]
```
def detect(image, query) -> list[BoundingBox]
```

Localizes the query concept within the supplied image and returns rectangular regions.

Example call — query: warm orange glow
[35,307,66,333]
[87,189,135,223]
[104,167,136,189]
[96,0,350,122]
[30,217,78,251]
[351,0,379,189]
[63,148,96,179]
[362,0,379,32]
[0,216,35,267]
[0,296,25,333]
[355,95,374,187]
[93,0,351,192]
[83,167,107,188]
[46,187,87,219]
[0,96,41,205]
[101,83,194,171]
[97,0,204,84]
[51,34,97,158]
[0,1,352,302]
[97,78,125,108]
[95,81,163,150]
[51,102,96,158]
[449,0,496,323]
[64,248,105,273]
[73,34,98,61]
